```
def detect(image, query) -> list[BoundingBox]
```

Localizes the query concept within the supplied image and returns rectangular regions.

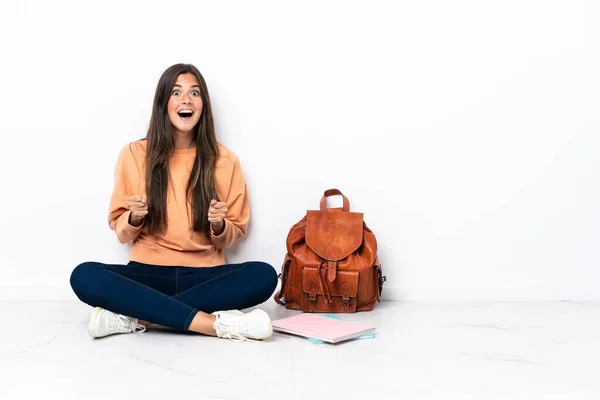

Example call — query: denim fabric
[70,261,278,331]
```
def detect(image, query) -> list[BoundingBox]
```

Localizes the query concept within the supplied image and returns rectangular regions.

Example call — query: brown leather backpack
[274,189,386,313]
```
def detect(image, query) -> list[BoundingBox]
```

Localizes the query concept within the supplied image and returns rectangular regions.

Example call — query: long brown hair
[144,63,219,235]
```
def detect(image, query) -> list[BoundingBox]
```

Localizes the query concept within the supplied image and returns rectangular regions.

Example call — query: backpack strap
[374,256,386,299]
[274,290,285,305]
[319,188,350,212]
[274,255,292,305]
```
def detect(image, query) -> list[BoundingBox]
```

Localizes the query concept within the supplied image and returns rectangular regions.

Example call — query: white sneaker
[88,307,146,338]
[212,309,272,342]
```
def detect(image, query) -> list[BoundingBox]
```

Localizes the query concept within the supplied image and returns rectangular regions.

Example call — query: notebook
[272,313,376,343]
[305,314,375,344]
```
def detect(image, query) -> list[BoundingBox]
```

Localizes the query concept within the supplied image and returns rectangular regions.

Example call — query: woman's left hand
[208,199,227,233]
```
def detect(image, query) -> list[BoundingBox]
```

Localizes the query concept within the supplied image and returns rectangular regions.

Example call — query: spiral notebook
[272,313,376,343]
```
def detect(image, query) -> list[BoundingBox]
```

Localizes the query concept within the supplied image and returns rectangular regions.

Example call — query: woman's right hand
[127,195,148,227]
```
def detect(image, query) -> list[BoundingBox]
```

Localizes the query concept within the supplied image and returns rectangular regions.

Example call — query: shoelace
[110,314,146,334]
[214,318,258,343]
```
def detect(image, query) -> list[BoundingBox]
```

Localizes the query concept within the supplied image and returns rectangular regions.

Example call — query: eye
[172,90,181,96]
[191,90,200,96]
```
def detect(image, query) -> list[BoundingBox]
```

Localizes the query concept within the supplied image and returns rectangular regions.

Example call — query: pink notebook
[272,314,376,343]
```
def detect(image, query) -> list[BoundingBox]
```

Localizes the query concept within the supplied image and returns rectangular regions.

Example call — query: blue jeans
[70,261,278,331]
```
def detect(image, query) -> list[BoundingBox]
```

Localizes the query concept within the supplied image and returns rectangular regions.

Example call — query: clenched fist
[128,195,148,227]
[208,199,227,234]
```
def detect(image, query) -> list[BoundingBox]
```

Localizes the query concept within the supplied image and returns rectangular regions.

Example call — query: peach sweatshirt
[108,140,249,267]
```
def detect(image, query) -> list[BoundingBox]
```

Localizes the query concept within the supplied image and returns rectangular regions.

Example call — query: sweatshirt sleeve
[108,145,144,244]
[209,155,249,249]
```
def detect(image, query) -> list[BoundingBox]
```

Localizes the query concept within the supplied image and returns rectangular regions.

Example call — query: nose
[182,92,192,105]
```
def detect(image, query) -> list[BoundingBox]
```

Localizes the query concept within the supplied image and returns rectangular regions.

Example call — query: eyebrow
[173,84,201,88]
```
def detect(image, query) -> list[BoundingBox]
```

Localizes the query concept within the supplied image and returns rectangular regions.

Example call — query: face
[167,73,203,135]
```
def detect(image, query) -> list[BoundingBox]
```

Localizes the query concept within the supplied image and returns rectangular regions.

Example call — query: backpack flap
[305,210,364,282]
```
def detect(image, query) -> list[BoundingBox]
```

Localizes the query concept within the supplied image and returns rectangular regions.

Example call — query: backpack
[274,189,386,313]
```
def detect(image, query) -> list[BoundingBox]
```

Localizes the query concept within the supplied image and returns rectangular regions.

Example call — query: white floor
[1,300,599,400]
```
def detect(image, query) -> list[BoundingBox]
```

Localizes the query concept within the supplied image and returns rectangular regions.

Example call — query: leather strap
[319,189,350,212]
[318,261,333,304]
[274,256,292,305]
[325,245,341,282]
[374,256,386,298]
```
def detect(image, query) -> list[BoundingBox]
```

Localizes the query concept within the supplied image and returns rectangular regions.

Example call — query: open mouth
[177,110,193,120]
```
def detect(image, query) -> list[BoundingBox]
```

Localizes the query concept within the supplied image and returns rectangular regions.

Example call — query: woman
[70,63,277,342]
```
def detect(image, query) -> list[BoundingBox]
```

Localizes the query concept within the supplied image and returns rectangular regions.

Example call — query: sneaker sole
[88,307,102,338]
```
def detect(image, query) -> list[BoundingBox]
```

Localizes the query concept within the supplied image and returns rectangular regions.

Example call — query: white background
[0,0,598,301]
